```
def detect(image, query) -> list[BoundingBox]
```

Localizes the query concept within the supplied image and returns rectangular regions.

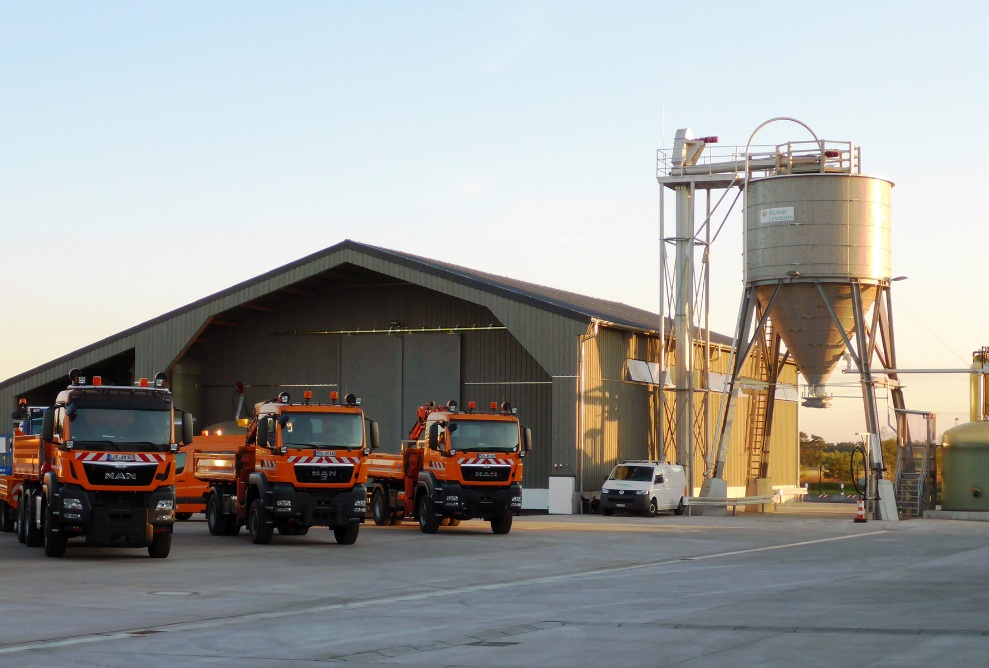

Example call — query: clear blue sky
[2,2,986,442]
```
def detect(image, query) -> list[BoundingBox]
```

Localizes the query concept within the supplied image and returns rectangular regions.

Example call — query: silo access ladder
[893,445,930,518]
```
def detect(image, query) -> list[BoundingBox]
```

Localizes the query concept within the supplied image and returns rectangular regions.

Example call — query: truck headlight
[155,499,175,511]
[63,498,83,511]
[444,495,459,505]
[277,499,292,508]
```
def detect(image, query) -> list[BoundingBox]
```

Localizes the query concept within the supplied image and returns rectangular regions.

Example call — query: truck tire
[332,522,360,545]
[25,493,43,547]
[249,499,273,544]
[16,497,27,544]
[43,501,67,558]
[0,500,14,533]
[207,494,229,536]
[417,494,440,534]
[490,514,513,534]
[371,489,394,526]
[148,531,172,558]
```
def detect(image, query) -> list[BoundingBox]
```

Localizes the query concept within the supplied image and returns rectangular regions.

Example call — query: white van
[599,461,686,517]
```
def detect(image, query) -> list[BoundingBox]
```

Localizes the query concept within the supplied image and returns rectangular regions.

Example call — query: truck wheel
[0,500,14,533]
[16,496,27,544]
[175,512,193,521]
[43,501,67,558]
[490,514,513,534]
[249,499,273,544]
[674,497,685,516]
[332,522,360,545]
[417,495,440,534]
[148,531,172,558]
[25,493,43,547]
[647,498,659,517]
[371,489,393,526]
[207,494,229,536]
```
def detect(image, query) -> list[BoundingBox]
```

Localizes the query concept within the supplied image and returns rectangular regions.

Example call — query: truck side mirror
[181,413,195,445]
[427,424,439,450]
[41,407,55,442]
[257,418,269,448]
[522,427,532,452]
[367,421,379,450]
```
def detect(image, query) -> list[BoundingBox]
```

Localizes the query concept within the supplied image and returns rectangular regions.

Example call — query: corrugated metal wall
[582,325,800,494]
[187,283,555,488]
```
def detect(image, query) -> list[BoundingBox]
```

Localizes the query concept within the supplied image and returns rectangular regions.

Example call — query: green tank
[941,422,989,511]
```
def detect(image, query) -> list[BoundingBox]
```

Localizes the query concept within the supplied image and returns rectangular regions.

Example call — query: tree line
[800,432,898,482]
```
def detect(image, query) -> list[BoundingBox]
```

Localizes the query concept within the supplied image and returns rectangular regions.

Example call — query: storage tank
[941,422,989,511]
[745,173,893,406]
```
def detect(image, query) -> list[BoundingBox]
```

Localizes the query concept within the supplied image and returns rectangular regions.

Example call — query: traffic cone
[854,496,867,523]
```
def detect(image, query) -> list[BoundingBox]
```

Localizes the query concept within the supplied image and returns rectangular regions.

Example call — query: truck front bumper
[54,484,175,547]
[271,483,367,527]
[438,482,522,520]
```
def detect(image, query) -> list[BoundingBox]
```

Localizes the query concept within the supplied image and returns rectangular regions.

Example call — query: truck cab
[198,390,378,545]
[29,370,194,557]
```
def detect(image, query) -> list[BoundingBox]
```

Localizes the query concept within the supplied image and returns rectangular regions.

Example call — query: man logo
[105,471,138,481]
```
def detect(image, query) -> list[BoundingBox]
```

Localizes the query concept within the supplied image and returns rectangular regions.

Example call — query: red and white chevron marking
[288,456,361,465]
[76,453,165,463]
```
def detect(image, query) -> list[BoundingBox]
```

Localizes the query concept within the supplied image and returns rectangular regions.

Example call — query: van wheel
[647,498,659,517]
[674,497,685,516]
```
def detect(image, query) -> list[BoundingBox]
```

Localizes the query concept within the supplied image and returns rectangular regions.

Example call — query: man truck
[366,400,531,534]
[195,390,378,545]
[16,369,193,558]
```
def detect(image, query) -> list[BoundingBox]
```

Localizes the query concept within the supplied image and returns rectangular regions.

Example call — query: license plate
[615,503,625,508]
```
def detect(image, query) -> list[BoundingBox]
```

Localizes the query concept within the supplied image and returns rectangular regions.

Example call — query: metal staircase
[894,444,930,518]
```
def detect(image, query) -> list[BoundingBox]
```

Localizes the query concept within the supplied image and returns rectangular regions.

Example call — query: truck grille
[82,463,158,487]
[294,465,354,484]
[461,466,511,482]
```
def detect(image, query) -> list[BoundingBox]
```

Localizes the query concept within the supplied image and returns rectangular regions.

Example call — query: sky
[2,2,987,443]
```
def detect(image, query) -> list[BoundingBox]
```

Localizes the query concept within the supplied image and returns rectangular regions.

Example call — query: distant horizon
[2,2,984,445]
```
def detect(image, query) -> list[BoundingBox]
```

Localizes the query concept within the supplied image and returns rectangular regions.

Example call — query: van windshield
[609,465,654,482]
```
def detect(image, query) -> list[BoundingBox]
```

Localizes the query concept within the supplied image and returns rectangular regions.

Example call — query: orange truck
[174,420,248,520]
[0,401,45,536]
[195,390,378,545]
[366,400,531,534]
[15,369,194,558]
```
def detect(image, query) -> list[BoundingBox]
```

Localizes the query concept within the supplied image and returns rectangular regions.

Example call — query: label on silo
[760,206,795,223]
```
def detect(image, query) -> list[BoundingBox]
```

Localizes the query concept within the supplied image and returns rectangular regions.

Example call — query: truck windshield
[448,419,519,452]
[609,465,654,482]
[69,408,172,452]
[281,412,364,449]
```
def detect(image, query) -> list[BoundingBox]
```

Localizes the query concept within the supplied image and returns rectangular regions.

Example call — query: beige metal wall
[580,324,799,493]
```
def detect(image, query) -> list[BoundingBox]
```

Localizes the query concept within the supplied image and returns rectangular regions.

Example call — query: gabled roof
[1,240,732,388]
